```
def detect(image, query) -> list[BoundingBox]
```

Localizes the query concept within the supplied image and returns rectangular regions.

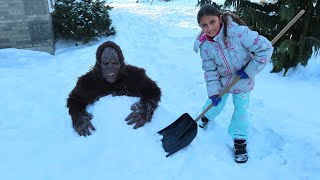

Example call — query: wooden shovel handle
[194,76,240,122]
[194,10,305,123]
[271,10,305,44]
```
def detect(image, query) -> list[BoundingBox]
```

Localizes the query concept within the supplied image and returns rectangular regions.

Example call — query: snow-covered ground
[1,0,320,179]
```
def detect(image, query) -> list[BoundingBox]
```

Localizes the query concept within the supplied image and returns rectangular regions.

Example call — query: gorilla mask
[101,47,121,83]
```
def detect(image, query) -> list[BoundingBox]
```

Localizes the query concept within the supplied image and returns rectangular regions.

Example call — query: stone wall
[0,0,55,54]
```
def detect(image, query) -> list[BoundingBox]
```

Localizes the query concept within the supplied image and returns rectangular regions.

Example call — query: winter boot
[199,116,209,129]
[234,139,248,163]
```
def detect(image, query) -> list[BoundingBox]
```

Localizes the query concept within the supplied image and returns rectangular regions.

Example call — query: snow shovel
[158,76,241,157]
[158,10,305,157]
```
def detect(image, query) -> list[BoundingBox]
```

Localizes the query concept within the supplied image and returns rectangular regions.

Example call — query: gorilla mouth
[108,73,115,76]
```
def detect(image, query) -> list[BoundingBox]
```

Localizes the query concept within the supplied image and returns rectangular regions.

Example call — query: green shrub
[53,0,116,43]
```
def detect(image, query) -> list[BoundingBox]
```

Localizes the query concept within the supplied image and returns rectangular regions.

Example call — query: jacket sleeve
[199,46,222,97]
[239,26,274,78]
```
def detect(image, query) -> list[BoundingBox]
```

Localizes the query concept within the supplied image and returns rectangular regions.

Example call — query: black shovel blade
[158,113,195,135]
[163,123,197,157]
[158,113,198,157]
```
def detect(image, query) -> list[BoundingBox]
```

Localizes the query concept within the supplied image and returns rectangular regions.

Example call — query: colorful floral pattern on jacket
[194,16,274,97]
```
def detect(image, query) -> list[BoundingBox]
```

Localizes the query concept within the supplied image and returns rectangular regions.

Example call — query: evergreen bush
[53,0,116,43]
[196,0,224,9]
[221,0,320,76]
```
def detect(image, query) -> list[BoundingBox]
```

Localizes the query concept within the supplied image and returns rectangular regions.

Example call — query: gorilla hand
[125,102,154,129]
[73,111,96,137]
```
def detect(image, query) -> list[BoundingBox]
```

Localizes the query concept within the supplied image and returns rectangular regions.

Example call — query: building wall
[0,0,55,54]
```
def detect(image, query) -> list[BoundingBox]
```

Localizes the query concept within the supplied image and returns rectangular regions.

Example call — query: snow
[1,0,320,179]
[47,0,55,13]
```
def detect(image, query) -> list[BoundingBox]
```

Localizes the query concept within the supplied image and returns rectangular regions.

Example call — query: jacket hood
[193,32,206,53]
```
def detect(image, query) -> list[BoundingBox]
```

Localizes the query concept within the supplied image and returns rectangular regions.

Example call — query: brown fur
[67,41,161,125]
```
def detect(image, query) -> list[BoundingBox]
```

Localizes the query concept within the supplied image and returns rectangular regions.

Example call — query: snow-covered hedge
[52,0,115,43]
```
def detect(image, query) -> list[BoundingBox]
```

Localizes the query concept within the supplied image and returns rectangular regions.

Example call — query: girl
[193,5,273,163]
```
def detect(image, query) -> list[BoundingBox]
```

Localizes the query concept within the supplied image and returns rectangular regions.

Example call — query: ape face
[101,48,121,83]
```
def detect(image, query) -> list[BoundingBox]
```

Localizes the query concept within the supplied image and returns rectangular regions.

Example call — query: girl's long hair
[197,5,246,43]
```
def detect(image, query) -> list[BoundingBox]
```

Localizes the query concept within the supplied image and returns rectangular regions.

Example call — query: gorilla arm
[124,69,161,129]
[67,73,100,136]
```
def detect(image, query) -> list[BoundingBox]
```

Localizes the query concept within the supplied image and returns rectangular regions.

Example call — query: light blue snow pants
[203,93,250,140]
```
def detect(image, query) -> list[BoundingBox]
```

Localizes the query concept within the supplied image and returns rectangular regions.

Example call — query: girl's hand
[210,95,222,106]
[236,70,249,79]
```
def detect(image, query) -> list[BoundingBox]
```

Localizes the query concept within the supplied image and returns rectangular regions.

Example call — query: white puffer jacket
[194,16,274,97]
